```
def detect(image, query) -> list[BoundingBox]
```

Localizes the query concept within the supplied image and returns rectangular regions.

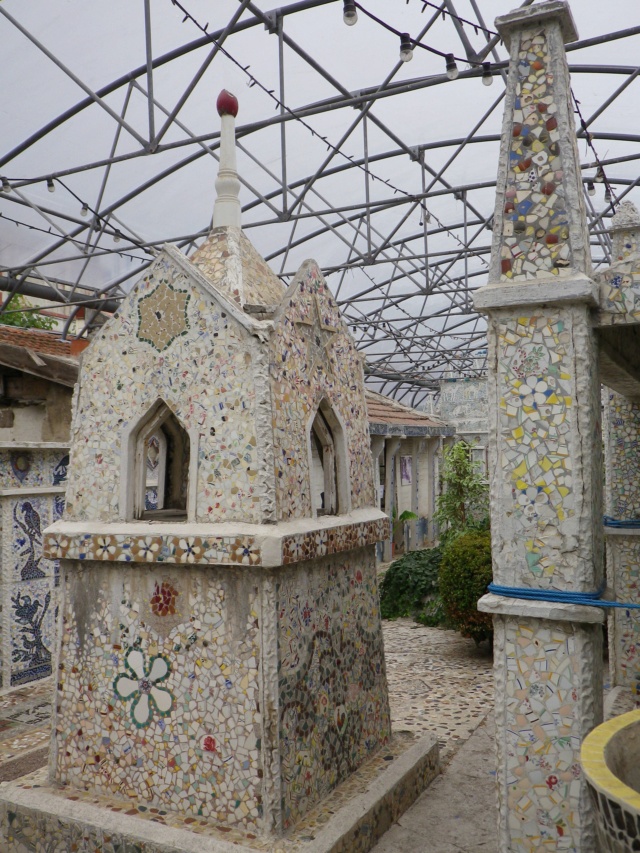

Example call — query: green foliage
[438,530,493,645]
[379,547,444,626]
[391,506,419,537]
[435,441,489,543]
[0,294,55,330]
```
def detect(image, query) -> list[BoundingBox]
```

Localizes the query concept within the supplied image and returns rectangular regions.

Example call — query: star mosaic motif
[295,294,338,376]
[137,280,190,352]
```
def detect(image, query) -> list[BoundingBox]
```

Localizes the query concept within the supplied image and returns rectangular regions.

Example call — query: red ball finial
[217,89,238,118]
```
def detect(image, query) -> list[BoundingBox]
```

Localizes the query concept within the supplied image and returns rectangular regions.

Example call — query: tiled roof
[0,326,76,358]
[189,227,285,310]
[365,389,453,436]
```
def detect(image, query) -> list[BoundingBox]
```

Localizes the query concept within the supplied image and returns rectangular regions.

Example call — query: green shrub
[435,441,489,545]
[0,293,56,330]
[379,547,444,626]
[439,530,493,644]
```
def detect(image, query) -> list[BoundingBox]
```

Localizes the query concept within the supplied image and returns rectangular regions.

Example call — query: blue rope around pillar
[487,581,640,610]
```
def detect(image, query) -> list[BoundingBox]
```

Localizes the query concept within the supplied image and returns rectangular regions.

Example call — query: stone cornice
[473,275,598,312]
[44,508,389,568]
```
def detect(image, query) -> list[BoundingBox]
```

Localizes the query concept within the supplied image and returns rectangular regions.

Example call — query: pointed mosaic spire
[491,0,590,283]
[212,89,241,229]
[610,200,640,261]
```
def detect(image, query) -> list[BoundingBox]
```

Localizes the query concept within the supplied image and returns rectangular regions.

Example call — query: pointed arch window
[133,402,190,521]
[309,400,349,517]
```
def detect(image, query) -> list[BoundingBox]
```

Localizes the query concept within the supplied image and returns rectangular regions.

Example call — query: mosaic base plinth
[0,732,439,853]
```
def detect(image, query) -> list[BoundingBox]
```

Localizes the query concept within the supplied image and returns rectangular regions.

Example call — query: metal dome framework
[1,0,639,406]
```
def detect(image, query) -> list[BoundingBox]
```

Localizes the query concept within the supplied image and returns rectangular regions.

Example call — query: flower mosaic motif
[499,317,574,580]
[150,580,179,617]
[113,648,173,728]
[137,280,190,352]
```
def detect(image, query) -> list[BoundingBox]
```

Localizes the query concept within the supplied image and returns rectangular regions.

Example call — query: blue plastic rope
[487,580,640,610]
[604,516,640,529]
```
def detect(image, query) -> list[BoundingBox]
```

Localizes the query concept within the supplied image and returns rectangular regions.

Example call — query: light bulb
[587,181,596,197]
[445,54,459,81]
[80,202,89,217]
[482,62,493,86]
[399,33,413,63]
[47,178,55,193]
[595,167,604,183]
[604,187,612,203]
[1,179,10,193]
[113,230,122,243]
[342,0,357,26]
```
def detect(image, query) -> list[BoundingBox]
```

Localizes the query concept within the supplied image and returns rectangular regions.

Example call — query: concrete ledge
[496,0,579,49]
[0,746,48,784]
[478,593,605,624]
[473,276,598,312]
[0,487,66,498]
[43,509,390,568]
[0,734,439,853]
[604,526,640,537]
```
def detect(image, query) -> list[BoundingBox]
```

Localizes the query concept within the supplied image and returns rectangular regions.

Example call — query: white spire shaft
[213,112,241,228]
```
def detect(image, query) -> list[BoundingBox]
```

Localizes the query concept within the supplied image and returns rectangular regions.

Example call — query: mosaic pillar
[371,436,385,511]
[475,3,604,850]
[0,446,68,693]
[603,389,640,692]
[384,438,400,561]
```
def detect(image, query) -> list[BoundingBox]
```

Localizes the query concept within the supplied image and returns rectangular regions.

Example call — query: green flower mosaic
[114,647,173,728]
[137,280,190,352]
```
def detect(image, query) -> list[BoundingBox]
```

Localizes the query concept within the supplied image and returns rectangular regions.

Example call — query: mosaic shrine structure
[35,160,390,839]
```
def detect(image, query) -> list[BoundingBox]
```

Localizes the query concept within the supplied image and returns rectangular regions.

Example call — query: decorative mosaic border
[44,517,390,568]
[281,518,388,564]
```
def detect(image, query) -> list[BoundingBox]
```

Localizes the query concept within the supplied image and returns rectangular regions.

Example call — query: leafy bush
[0,293,55,330]
[379,547,444,626]
[435,441,488,545]
[439,530,493,645]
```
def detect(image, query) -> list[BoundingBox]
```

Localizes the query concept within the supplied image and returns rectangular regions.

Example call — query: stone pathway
[383,620,494,765]
[371,717,498,853]
[0,681,52,782]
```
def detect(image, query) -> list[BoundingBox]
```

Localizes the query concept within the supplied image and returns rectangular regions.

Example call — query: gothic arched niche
[132,401,190,521]
[309,399,349,518]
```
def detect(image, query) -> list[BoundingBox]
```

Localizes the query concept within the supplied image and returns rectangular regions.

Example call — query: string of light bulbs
[342,1,495,85]
[0,0,494,286]
[415,1,497,38]
[167,0,481,255]
[0,212,148,268]
[0,173,157,256]
[571,89,618,207]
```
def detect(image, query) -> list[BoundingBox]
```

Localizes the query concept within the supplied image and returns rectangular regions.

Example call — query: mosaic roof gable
[595,204,640,326]
[268,259,376,520]
[64,248,271,524]
[188,226,285,310]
